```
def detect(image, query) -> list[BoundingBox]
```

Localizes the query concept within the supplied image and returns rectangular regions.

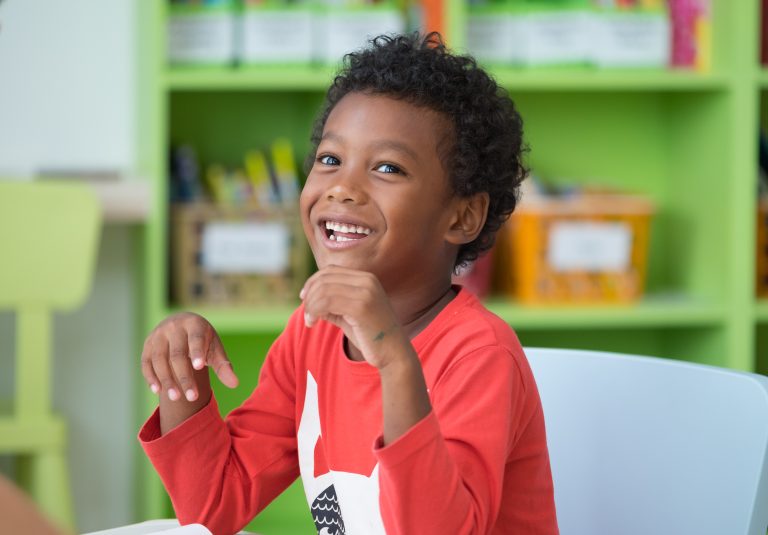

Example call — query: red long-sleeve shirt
[139,288,559,535]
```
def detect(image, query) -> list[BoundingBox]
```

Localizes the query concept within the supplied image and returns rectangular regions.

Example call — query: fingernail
[185,389,196,401]
[299,287,306,300]
[168,388,179,401]
[193,358,203,369]
[150,384,159,394]
[304,312,312,327]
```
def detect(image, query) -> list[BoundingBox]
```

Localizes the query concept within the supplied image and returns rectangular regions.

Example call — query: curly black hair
[307,32,528,268]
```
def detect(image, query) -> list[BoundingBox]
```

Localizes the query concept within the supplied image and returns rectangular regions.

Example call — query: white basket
[314,8,405,64]
[588,11,670,68]
[240,7,315,64]
[168,10,237,65]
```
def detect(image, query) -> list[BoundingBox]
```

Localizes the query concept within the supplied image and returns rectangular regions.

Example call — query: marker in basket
[205,164,228,204]
[271,138,300,205]
[245,149,277,206]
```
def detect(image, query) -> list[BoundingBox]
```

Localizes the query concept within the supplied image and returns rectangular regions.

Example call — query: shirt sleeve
[138,324,300,535]
[373,345,526,535]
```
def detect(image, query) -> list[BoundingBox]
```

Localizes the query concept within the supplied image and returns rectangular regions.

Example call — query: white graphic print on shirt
[297,371,386,535]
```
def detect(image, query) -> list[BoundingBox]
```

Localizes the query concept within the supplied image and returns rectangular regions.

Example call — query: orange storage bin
[757,198,768,297]
[495,195,654,305]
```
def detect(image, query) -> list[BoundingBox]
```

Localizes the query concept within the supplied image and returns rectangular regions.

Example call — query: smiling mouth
[322,219,373,242]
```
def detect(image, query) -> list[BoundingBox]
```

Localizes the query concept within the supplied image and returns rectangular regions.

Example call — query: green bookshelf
[757,299,768,323]
[135,0,765,531]
[164,65,336,91]
[489,68,729,91]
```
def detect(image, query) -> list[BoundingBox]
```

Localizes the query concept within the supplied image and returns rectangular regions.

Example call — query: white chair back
[525,348,768,535]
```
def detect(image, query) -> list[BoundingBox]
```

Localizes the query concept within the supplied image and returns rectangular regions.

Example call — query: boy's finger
[168,329,197,401]
[304,282,366,316]
[141,358,161,395]
[151,340,181,401]
[208,337,239,389]
[141,338,160,394]
[187,329,209,370]
[301,270,376,302]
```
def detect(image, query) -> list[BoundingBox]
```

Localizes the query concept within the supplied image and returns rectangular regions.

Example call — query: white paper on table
[155,525,212,535]
[83,520,212,535]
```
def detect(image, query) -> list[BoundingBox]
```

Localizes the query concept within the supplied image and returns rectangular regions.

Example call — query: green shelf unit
[174,295,725,335]
[756,299,768,323]
[165,304,299,333]
[164,66,730,93]
[135,0,766,527]
[488,68,730,92]
[164,65,337,92]
[759,69,768,88]
[486,295,725,331]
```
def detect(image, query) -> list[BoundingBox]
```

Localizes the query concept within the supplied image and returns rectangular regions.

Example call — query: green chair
[0,180,101,532]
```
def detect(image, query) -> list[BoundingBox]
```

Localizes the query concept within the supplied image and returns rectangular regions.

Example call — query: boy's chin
[313,256,373,274]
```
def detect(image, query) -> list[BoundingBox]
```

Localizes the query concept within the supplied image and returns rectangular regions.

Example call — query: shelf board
[489,68,728,92]
[168,294,723,334]
[756,299,768,323]
[758,69,768,88]
[166,303,300,333]
[163,66,729,92]
[485,294,724,330]
[164,65,336,91]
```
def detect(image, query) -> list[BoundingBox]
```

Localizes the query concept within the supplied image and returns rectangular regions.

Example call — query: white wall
[0,0,139,531]
[0,0,135,176]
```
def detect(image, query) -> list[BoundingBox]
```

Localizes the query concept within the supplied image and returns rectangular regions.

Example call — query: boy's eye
[375,163,401,174]
[318,155,340,166]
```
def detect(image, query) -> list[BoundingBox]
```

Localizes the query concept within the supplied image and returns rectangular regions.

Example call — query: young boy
[139,33,559,535]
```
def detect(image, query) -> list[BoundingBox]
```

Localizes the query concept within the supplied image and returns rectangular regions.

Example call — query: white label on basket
[202,222,290,274]
[548,221,632,272]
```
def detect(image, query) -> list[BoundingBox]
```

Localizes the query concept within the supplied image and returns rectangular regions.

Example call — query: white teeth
[323,220,372,235]
[336,236,352,242]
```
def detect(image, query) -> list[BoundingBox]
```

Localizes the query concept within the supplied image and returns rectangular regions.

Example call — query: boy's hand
[300,266,410,369]
[141,312,239,403]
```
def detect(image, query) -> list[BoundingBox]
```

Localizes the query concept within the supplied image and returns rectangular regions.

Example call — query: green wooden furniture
[135,1,766,532]
[0,180,101,531]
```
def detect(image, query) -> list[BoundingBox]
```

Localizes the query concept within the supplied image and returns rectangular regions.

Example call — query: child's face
[300,92,458,291]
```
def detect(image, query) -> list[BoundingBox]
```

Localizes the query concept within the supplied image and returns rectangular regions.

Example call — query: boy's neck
[394,283,457,339]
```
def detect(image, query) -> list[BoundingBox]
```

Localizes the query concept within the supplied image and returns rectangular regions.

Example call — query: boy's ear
[445,192,489,245]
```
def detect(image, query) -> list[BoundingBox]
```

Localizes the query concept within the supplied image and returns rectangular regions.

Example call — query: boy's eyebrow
[370,140,419,162]
[321,132,419,162]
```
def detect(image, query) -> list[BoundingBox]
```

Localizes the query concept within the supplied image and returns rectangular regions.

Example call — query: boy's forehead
[324,92,453,151]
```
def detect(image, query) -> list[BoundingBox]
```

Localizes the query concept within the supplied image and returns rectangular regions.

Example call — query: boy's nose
[325,177,366,204]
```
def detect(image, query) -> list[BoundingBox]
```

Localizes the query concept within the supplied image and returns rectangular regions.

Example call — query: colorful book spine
[669,0,711,72]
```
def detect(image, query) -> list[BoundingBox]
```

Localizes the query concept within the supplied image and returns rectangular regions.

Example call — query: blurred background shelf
[168,294,724,334]
[166,304,298,333]
[756,299,768,323]
[486,295,725,330]
[164,66,731,93]
[88,180,151,223]
[758,69,768,88]
[490,68,730,92]
[164,66,336,91]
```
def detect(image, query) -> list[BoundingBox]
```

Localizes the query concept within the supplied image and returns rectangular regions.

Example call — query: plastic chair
[525,348,768,535]
[0,180,101,531]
